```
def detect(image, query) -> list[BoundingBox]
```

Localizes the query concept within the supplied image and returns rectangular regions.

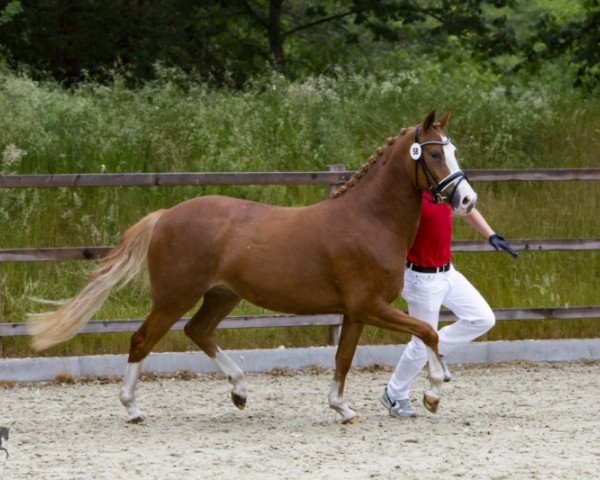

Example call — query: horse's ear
[422,109,436,131]
[438,110,452,130]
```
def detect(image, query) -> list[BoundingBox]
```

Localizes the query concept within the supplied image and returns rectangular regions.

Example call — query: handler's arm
[462,208,519,258]
[462,208,494,238]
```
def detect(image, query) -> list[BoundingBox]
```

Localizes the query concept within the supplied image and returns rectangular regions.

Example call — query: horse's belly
[221,263,344,315]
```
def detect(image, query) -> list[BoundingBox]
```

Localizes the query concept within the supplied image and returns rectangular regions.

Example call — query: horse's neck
[341,156,421,227]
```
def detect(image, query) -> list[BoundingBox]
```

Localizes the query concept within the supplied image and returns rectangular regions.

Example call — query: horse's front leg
[328,316,364,424]
[363,301,444,414]
[423,346,443,413]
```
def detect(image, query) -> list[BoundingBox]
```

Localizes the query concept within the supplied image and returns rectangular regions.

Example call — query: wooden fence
[1,168,599,188]
[1,167,599,351]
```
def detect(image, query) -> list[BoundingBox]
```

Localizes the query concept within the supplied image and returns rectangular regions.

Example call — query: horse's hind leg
[183,288,246,409]
[328,315,364,424]
[120,304,190,423]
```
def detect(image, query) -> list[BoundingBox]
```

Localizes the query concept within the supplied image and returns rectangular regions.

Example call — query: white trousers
[387,265,495,401]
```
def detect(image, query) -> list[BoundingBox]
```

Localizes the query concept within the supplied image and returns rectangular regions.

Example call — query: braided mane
[331,127,410,198]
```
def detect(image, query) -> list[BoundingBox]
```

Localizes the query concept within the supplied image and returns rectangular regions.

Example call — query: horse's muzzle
[452,182,477,215]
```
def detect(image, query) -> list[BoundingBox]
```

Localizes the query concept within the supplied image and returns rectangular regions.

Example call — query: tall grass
[0,64,598,357]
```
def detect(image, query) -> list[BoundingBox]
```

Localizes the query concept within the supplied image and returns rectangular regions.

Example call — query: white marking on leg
[423,347,443,412]
[214,348,247,407]
[120,362,144,423]
[328,380,357,423]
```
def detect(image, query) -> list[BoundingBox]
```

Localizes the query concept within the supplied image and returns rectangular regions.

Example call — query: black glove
[488,233,519,258]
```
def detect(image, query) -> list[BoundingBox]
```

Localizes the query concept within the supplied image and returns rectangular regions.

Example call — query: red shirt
[406,192,453,267]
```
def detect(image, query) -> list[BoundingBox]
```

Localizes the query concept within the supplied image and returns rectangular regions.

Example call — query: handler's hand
[488,233,519,258]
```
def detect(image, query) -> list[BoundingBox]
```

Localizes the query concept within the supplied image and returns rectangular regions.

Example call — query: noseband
[410,126,468,205]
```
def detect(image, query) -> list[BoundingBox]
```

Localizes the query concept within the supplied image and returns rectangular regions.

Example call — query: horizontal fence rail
[1,238,599,262]
[465,168,600,181]
[0,171,352,188]
[1,168,600,189]
[2,307,599,338]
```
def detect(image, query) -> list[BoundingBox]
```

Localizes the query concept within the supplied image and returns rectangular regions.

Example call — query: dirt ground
[1,361,599,479]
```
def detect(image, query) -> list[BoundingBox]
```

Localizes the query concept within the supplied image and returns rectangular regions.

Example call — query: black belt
[406,262,451,273]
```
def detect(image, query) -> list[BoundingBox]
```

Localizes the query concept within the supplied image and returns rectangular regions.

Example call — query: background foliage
[0,0,598,356]
[0,0,599,90]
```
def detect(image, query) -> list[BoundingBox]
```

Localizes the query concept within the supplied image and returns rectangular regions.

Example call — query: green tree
[0,0,22,65]
[520,0,600,90]
[193,0,518,82]
[0,0,213,84]
[0,0,540,88]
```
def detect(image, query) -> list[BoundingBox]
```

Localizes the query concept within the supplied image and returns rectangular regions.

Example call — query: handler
[380,191,518,418]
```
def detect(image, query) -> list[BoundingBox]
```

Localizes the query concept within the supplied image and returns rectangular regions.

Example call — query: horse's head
[409,110,477,215]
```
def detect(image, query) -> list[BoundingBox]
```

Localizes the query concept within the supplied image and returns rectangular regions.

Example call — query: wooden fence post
[0,264,4,357]
[325,164,346,346]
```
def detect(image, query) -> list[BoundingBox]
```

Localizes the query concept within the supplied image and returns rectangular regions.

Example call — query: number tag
[409,143,422,160]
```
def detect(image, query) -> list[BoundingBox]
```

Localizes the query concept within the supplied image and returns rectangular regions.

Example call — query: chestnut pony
[29,110,477,424]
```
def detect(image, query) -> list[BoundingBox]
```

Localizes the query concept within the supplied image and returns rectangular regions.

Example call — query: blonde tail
[28,210,166,351]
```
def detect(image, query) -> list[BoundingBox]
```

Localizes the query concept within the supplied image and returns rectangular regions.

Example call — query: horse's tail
[28,209,166,351]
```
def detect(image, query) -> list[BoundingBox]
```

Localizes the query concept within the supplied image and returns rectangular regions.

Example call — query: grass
[0,65,599,357]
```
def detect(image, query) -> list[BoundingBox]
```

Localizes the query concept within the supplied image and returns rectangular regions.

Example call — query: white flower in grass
[2,144,28,170]
[72,192,82,208]
[89,223,102,243]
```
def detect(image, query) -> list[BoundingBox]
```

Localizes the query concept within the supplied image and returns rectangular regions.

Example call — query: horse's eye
[430,152,441,161]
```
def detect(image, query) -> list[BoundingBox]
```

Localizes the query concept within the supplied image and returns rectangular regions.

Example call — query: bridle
[410,126,469,205]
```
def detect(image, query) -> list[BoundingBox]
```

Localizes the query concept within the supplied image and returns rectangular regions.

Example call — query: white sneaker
[380,388,416,418]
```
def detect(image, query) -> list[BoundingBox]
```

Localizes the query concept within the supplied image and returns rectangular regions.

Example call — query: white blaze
[442,138,477,215]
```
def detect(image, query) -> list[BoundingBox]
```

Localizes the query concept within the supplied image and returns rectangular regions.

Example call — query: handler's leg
[438,267,495,355]
[385,270,446,411]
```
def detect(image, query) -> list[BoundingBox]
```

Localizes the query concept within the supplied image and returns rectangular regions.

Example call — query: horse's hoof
[342,415,363,425]
[127,415,145,424]
[231,392,247,410]
[423,394,440,414]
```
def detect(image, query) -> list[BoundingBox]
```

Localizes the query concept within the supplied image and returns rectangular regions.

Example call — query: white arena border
[1,338,600,382]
